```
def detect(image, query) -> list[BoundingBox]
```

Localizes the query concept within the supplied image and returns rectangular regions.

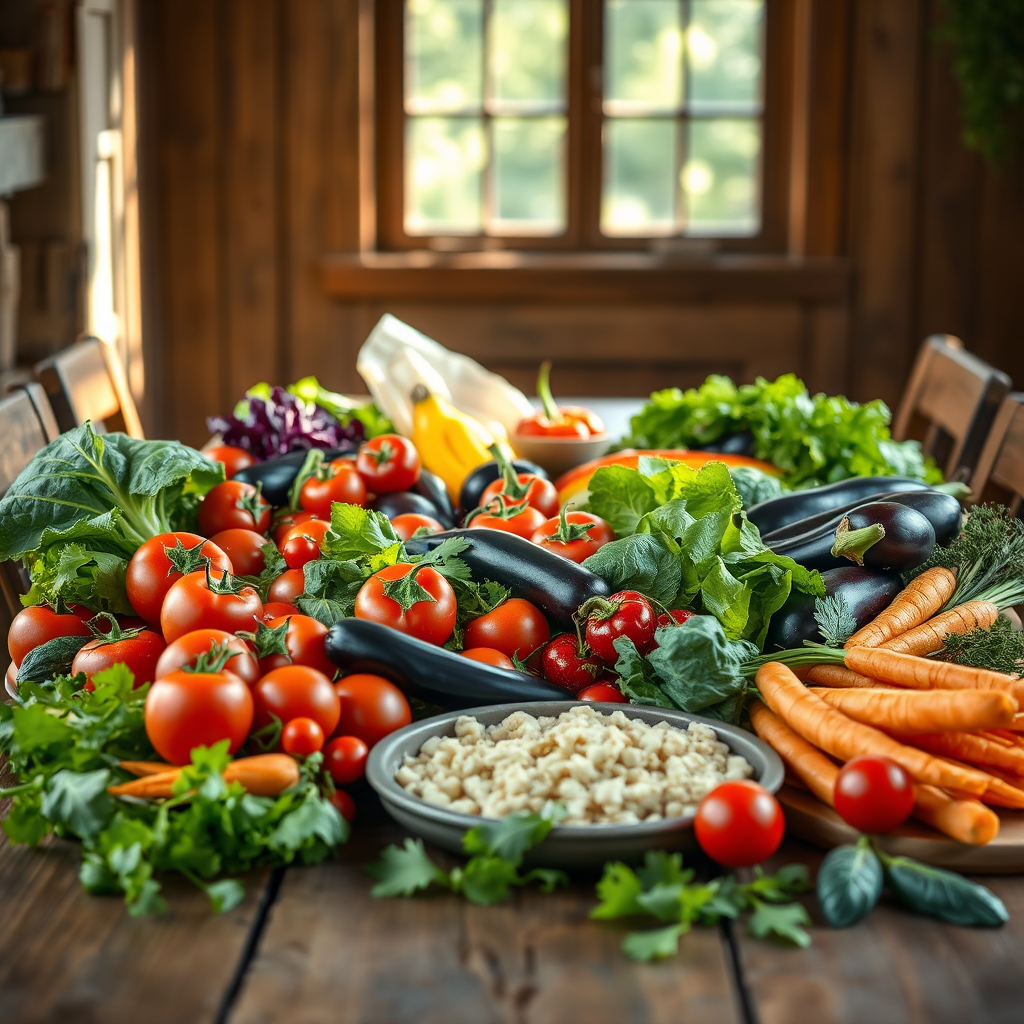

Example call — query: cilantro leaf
[366,838,451,897]
[621,924,687,962]
[590,862,645,919]
[41,768,115,838]
[323,504,402,561]
[746,897,812,947]
[462,808,561,866]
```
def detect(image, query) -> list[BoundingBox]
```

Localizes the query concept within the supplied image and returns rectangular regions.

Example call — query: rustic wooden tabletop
[3,788,1023,1024]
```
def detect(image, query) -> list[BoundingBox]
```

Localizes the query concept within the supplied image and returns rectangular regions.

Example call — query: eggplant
[747,477,932,536]
[234,446,352,507]
[410,469,456,527]
[762,490,963,547]
[404,528,611,625]
[768,502,935,572]
[692,429,756,457]
[458,459,549,515]
[370,490,451,524]
[325,619,572,710]
[763,567,904,652]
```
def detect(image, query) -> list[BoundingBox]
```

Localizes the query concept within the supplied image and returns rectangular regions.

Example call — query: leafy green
[816,837,883,928]
[813,594,858,648]
[730,466,785,508]
[943,616,1024,676]
[615,374,940,489]
[746,897,813,947]
[288,376,393,437]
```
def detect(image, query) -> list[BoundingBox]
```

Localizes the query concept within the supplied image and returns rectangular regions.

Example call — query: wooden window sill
[321,252,851,303]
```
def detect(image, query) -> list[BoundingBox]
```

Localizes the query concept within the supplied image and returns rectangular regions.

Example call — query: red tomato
[267,569,306,604]
[333,673,411,747]
[468,504,547,540]
[355,434,421,493]
[160,569,263,644]
[272,511,320,547]
[209,529,268,576]
[834,756,915,833]
[126,533,234,626]
[262,601,300,623]
[463,598,550,660]
[8,605,92,667]
[281,717,325,756]
[480,473,558,518]
[694,781,785,867]
[72,626,166,688]
[532,511,614,562]
[390,513,444,541]
[145,668,254,766]
[253,664,341,737]
[354,563,457,646]
[259,614,336,678]
[280,519,331,571]
[460,647,516,670]
[5,660,16,697]
[658,609,694,628]
[198,480,272,536]
[299,463,366,517]
[156,628,261,688]
[329,788,357,823]
[324,735,369,784]
[541,634,602,693]
[584,590,657,662]
[577,682,627,703]
[204,445,256,478]
[280,518,331,548]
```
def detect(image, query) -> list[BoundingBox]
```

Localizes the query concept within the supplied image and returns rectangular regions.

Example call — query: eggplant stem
[831,518,886,566]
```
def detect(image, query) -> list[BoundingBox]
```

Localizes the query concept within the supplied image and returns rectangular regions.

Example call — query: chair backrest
[970,393,1024,515]
[34,336,144,438]
[892,334,1011,484]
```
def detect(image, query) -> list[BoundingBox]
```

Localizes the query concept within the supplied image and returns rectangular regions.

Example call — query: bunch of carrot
[750,567,1024,846]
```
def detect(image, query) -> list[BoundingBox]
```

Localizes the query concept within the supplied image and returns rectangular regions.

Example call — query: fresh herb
[813,594,858,648]
[943,617,1024,676]
[816,836,884,928]
[615,374,940,489]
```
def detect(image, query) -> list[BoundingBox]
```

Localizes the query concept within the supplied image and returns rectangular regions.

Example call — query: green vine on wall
[939,0,1024,162]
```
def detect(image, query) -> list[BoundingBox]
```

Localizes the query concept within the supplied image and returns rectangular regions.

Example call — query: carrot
[812,686,1017,733]
[755,662,992,795]
[119,760,176,777]
[905,731,1024,775]
[879,601,1000,656]
[748,699,839,806]
[805,665,892,689]
[109,754,301,799]
[845,567,957,649]
[912,785,1000,845]
[1005,714,1024,732]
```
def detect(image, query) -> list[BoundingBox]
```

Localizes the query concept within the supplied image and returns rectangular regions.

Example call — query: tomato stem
[536,361,560,422]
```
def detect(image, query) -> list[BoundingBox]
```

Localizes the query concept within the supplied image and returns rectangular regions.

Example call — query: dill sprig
[942,617,1024,678]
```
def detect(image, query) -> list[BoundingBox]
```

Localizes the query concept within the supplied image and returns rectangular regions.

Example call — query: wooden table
[4,787,1024,1024]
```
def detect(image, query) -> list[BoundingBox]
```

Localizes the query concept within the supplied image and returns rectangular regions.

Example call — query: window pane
[405,117,486,233]
[490,1,568,112]
[406,0,483,113]
[687,0,763,111]
[491,117,566,233]
[683,118,760,235]
[605,0,682,112]
[602,119,677,235]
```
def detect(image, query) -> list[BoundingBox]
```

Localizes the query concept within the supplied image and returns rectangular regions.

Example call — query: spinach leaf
[582,533,682,607]
[817,838,883,928]
[584,465,659,535]
[612,637,677,709]
[881,854,1008,927]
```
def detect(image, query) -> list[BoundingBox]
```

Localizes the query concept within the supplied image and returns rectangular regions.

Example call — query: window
[376,0,783,251]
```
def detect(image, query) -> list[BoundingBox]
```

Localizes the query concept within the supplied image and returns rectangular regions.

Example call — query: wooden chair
[34,336,144,438]
[892,334,1011,484]
[970,393,1024,514]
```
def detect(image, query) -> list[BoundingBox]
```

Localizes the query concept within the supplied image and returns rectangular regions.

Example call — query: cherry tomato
[834,756,915,833]
[460,647,516,670]
[584,590,657,662]
[658,609,694,628]
[280,520,331,570]
[333,673,412,747]
[577,682,627,703]
[5,660,17,697]
[72,626,166,688]
[267,569,306,604]
[160,569,263,644]
[480,475,558,518]
[281,717,325,756]
[468,504,547,540]
[354,563,457,646]
[209,528,268,576]
[541,634,602,693]
[329,788,357,823]
[204,445,256,478]
[258,614,336,678]
[272,511,320,547]
[198,480,272,536]
[390,513,444,541]
[324,735,369,784]
[262,601,300,623]
[145,668,254,766]
[253,664,341,736]
[694,781,785,867]
[8,605,91,667]
[356,434,421,494]
[126,533,233,626]
[155,628,260,687]
[299,463,366,517]
[463,598,550,660]
[280,518,331,549]
[532,511,614,563]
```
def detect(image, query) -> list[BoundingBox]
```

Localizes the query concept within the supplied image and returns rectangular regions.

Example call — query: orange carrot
[1005,714,1024,732]
[119,760,176,777]
[812,686,1017,733]
[805,665,892,689]
[912,785,1000,845]
[905,732,1024,775]
[748,699,839,806]
[109,754,300,798]
[845,567,957,649]
[880,601,1000,656]
[755,662,991,795]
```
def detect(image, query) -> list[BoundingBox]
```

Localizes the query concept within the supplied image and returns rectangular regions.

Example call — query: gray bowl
[365,701,784,867]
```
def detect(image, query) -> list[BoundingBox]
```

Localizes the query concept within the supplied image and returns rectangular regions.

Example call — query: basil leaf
[817,840,883,928]
[882,856,1008,927]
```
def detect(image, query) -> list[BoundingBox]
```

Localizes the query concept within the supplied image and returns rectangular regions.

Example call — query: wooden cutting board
[779,784,1024,874]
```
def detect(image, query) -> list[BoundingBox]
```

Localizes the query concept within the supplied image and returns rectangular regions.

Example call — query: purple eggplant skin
[324,618,572,710]
[369,490,450,524]
[410,469,456,527]
[762,490,962,547]
[763,566,904,652]
[748,476,932,536]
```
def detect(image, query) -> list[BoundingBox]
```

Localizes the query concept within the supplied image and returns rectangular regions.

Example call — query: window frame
[375,0,796,253]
